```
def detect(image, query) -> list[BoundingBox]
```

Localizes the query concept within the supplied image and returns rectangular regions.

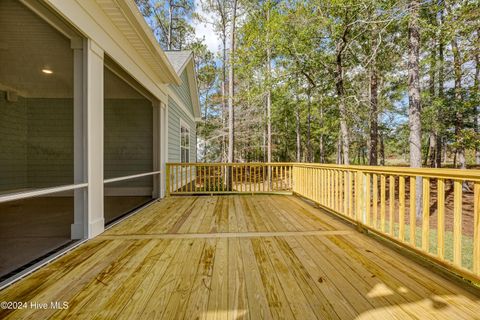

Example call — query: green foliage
[138,0,480,167]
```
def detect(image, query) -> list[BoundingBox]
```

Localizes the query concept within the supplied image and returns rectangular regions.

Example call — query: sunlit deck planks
[1,195,479,319]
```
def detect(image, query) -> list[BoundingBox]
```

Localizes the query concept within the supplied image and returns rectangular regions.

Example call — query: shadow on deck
[0,195,479,319]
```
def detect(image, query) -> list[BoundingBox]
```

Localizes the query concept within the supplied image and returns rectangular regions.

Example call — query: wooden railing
[292,163,480,284]
[166,163,293,195]
[166,162,480,283]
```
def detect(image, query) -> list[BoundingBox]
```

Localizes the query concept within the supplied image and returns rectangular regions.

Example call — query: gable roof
[165,51,192,74]
[165,50,201,120]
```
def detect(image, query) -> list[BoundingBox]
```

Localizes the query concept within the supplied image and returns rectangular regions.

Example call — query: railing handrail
[291,163,480,181]
[166,162,294,166]
[167,162,480,182]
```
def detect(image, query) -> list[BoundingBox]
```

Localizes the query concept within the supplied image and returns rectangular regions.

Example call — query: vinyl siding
[171,71,194,115]
[168,97,196,163]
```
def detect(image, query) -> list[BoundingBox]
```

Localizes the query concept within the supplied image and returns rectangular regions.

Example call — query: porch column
[153,100,161,199]
[160,102,167,198]
[71,38,86,239]
[85,39,105,238]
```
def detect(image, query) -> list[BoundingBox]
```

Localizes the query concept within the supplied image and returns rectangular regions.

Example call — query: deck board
[1,195,479,319]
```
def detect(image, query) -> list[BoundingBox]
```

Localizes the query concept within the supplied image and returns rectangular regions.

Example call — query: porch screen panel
[0,0,77,280]
[103,63,155,224]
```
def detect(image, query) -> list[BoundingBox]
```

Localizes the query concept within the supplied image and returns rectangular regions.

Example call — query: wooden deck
[1,195,479,319]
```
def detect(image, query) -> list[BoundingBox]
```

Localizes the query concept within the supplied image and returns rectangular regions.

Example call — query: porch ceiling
[0,195,479,319]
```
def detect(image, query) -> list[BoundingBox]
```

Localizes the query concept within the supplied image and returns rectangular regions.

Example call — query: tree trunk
[335,27,350,165]
[427,35,437,167]
[226,0,237,189]
[266,6,272,186]
[306,91,312,162]
[295,98,301,162]
[336,65,349,165]
[221,30,227,163]
[436,9,445,168]
[167,1,173,50]
[266,8,272,166]
[408,0,422,218]
[369,64,378,165]
[319,105,325,163]
[379,133,385,165]
[451,35,466,170]
[428,133,437,168]
[336,134,343,164]
[203,89,210,162]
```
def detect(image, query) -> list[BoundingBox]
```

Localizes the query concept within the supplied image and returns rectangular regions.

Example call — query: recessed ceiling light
[42,69,53,74]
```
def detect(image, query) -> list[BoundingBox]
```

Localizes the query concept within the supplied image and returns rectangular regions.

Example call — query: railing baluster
[324,169,327,206]
[249,165,252,192]
[177,164,180,193]
[335,170,340,212]
[280,165,283,191]
[290,165,293,191]
[399,176,405,241]
[189,165,192,192]
[356,171,363,222]
[410,176,416,246]
[315,168,322,203]
[317,168,321,203]
[422,177,430,252]
[330,170,334,208]
[437,178,445,259]
[344,171,348,215]
[348,172,354,218]
[252,165,256,192]
[240,165,243,192]
[366,173,371,227]
[380,175,386,232]
[474,182,480,274]
[453,180,462,267]
[276,166,279,192]
[389,176,395,236]
[373,173,378,229]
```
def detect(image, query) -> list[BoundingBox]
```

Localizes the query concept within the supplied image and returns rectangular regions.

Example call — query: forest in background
[136,0,480,168]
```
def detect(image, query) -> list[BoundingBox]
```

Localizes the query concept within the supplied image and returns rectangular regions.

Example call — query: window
[181,124,190,163]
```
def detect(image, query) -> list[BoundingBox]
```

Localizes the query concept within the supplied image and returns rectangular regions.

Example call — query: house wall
[0,91,27,192]
[26,98,73,189]
[175,71,194,115]
[0,91,74,192]
[168,97,196,163]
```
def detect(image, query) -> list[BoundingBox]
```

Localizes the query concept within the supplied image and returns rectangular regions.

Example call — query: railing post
[166,164,170,196]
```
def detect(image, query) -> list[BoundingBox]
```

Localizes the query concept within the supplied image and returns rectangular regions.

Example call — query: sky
[194,0,221,53]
